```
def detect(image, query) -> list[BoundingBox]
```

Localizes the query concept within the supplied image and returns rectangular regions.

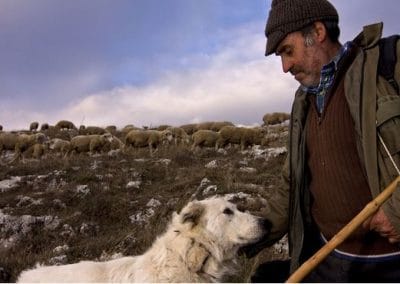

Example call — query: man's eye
[223,208,234,215]
[284,49,293,56]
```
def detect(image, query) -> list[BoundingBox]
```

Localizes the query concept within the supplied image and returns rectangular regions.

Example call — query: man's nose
[281,58,293,73]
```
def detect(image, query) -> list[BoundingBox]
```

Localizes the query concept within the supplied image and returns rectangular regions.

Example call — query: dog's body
[18,196,270,283]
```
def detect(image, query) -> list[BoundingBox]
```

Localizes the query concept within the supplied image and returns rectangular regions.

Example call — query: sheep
[156,124,172,131]
[100,135,125,152]
[40,123,50,131]
[0,132,31,154]
[217,126,268,151]
[49,138,71,156]
[210,121,235,132]
[0,132,18,153]
[55,120,77,130]
[79,126,106,135]
[196,122,214,131]
[41,125,76,141]
[166,127,190,146]
[29,121,39,132]
[191,130,221,151]
[179,123,198,135]
[67,133,113,156]
[105,125,117,135]
[109,135,125,151]
[23,143,48,159]
[9,133,48,163]
[196,121,235,132]
[121,125,141,139]
[125,129,173,155]
[262,112,290,126]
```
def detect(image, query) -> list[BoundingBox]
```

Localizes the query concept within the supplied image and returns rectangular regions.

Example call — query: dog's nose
[259,218,272,233]
[238,218,272,258]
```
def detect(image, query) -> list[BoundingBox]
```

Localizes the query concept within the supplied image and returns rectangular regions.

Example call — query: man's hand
[363,208,400,243]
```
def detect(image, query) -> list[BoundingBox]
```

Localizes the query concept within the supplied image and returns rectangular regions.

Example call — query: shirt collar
[302,41,352,94]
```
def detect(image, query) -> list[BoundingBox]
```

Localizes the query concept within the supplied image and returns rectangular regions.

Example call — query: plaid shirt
[303,41,352,113]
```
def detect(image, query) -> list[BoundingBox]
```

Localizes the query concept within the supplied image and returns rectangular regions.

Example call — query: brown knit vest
[306,79,399,255]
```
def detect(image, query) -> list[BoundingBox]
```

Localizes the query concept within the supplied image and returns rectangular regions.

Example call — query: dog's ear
[180,201,204,226]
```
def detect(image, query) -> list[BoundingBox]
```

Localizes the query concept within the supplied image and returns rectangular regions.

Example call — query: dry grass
[0,131,289,282]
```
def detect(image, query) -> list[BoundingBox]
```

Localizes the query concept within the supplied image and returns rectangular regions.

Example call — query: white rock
[239,167,257,173]
[53,244,69,254]
[157,159,171,166]
[146,198,161,207]
[129,208,155,223]
[205,160,217,169]
[0,176,22,192]
[76,185,90,195]
[126,181,141,189]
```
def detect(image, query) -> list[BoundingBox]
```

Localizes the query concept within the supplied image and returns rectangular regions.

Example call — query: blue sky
[0,0,398,130]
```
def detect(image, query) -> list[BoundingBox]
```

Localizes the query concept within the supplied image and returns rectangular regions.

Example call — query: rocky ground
[0,125,289,282]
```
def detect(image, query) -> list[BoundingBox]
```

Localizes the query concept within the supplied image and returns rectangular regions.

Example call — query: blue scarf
[302,41,352,113]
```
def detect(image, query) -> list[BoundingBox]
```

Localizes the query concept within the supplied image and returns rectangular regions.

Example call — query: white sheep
[67,133,113,156]
[121,125,141,139]
[125,129,173,155]
[210,121,235,131]
[49,138,71,156]
[108,135,125,151]
[3,133,48,163]
[0,132,19,153]
[179,123,198,135]
[196,121,235,132]
[15,132,47,152]
[23,143,48,159]
[191,130,221,151]
[262,112,290,126]
[166,127,190,146]
[217,126,268,151]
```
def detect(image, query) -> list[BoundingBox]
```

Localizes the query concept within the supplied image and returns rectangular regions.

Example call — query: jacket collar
[353,22,383,49]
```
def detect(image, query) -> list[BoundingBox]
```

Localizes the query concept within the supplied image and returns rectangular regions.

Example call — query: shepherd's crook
[286,175,400,283]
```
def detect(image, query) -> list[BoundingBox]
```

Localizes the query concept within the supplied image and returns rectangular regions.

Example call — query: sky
[0,0,398,131]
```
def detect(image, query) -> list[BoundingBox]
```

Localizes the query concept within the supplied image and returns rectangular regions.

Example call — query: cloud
[331,0,399,40]
[3,1,395,131]
[58,22,297,129]
[0,1,272,131]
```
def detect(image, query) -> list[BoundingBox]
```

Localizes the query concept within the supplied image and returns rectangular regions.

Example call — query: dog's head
[176,196,271,251]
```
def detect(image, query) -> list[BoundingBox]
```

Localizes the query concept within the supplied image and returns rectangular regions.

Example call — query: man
[254,0,400,282]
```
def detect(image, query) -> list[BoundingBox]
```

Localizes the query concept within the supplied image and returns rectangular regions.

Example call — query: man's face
[275,31,322,87]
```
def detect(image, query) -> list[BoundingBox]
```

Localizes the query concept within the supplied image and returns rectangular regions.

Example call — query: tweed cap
[265,0,338,56]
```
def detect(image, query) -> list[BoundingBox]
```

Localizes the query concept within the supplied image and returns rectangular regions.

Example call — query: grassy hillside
[0,126,289,282]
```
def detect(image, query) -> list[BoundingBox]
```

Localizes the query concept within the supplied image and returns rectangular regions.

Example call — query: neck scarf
[302,41,352,113]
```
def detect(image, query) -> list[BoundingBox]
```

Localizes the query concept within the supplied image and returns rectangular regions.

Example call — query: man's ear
[313,21,327,43]
[180,201,204,226]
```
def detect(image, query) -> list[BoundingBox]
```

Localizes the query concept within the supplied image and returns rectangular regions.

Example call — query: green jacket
[265,22,400,273]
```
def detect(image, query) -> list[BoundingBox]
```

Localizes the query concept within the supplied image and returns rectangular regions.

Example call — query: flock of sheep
[0,112,290,163]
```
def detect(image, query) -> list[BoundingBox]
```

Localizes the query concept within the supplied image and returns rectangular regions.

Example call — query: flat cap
[265,0,338,56]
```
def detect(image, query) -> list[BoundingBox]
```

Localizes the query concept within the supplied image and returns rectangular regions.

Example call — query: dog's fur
[17,196,270,283]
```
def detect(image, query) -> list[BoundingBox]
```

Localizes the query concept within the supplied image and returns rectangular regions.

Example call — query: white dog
[17,196,271,283]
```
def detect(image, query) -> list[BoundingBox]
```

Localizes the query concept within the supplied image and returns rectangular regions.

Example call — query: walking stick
[286,175,400,283]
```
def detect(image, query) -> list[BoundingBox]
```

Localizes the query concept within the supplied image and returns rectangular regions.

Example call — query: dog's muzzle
[238,218,272,258]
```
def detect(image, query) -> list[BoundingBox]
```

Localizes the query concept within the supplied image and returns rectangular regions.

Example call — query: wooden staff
[286,175,400,283]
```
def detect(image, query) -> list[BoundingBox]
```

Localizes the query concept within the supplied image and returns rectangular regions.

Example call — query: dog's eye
[223,208,234,215]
